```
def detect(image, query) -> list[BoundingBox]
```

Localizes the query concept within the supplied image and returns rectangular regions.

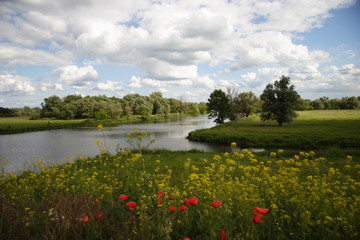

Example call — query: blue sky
[0,0,359,107]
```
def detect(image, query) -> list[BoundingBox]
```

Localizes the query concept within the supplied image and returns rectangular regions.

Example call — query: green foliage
[95,110,108,121]
[260,76,300,126]
[207,89,231,124]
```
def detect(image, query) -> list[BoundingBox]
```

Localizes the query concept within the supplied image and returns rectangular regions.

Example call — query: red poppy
[220,229,228,240]
[126,201,137,210]
[179,205,187,212]
[157,191,165,198]
[93,198,99,204]
[252,215,262,224]
[95,212,104,221]
[211,200,223,208]
[184,197,198,206]
[168,195,174,200]
[183,238,191,240]
[83,216,89,222]
[158,199,163,205]
[119,194,128,201]
[253,207,270,215]
[169,206,176,212]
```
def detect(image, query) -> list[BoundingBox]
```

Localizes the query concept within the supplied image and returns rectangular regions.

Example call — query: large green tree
[207,89,231,124]
[260,76,300,126]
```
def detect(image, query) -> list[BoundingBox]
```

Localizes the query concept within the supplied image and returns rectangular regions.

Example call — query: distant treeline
[299,96,360,110]
[1,93,359,119]
[0,92,207,120]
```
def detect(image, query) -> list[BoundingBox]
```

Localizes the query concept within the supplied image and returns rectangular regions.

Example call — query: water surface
[0,115,230,172]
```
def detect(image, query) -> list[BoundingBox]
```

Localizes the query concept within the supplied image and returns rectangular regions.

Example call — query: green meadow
[0,116,86,134]
[187,110,360,150]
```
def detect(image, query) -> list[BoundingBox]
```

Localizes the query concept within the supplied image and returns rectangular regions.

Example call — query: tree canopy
[260,76,300,126]
[207,89,231,124]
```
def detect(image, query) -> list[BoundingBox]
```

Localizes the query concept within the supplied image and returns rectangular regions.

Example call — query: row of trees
[39,92,207,120]
[207,76,360,126]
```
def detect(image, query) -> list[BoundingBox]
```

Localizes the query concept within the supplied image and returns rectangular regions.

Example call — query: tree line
[207,76,360,126]
[0,92,207,120]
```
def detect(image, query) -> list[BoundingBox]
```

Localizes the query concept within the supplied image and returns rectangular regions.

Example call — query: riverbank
[187,110,360,150]
[1,147,359,239]
[0,113,190,134]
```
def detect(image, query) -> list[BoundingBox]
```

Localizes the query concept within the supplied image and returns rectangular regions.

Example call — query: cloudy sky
[0,0,359,107]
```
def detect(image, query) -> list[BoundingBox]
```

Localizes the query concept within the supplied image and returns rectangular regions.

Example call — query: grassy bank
[187,110,360,150]
[1,146,359,239]
[0,113,188,134]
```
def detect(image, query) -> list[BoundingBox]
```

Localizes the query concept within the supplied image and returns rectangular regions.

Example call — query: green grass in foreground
[1,147,359,240]
[187,110,360,150]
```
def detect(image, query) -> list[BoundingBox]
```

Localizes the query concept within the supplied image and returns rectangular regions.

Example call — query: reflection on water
[0,115,233,173]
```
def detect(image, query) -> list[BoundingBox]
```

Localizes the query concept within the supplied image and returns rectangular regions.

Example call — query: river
[0,115,231,173]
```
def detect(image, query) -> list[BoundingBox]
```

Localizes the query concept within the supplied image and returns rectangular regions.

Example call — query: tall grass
[1,143,359,239]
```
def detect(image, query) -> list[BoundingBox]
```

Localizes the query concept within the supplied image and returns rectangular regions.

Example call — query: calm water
[0,115,231,173]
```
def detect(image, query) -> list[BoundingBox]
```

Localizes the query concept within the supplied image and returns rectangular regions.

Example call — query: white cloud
[0,44,73,67]
[96,80,122,91]
[0,99,4,103]
[53,65,99,89]
[0,74,35,95]
[39,82,64,92]
[0,0,358,104]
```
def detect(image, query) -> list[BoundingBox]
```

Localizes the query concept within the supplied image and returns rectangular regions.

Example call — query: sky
[0,0,359,108]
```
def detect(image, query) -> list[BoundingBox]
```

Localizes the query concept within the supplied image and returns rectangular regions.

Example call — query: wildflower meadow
[0,128,359,239]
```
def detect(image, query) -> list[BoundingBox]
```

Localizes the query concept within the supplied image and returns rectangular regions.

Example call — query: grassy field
[0,113,188,134]
[188,110,360,150]
[0,116,86,134]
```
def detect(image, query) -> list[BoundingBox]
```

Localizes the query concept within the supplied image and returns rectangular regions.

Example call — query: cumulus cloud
[96,80,122,91]
[0,74,35,95]
[53,65,99,89]
[39,82,64,92]
[0,0,358,103]
[0,44,73,67]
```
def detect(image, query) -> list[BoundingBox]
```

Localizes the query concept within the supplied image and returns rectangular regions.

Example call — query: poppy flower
[252,215,262,224]
[179,205,187,212]
[253,207,270,215]
[184,197,198,206]
[83,216,89,222]
[157,191,165,198]
[119,194,128,201]
[220,229,228,240]
[126,201,137,210]
[95,212,104,221]
[211,200,223,208]
[183,238,191,240]
[158,199,163,205]
[169,206,176,212]
[93,198,99,204]
[168,195,174,200]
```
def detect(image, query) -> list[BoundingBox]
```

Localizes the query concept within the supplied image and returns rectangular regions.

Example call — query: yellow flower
[98,124,103,130]
[231,142,237,148]
[95,140,101,145]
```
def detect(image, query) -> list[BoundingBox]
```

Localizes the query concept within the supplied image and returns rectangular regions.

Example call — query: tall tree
[260,76,300,126]
[236,91,260,118]
[207,89,231,124]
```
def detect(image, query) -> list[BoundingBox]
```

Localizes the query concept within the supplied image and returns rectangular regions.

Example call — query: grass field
[0,116,86,134]
[187,110,360,150]
[0,113,190,134]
